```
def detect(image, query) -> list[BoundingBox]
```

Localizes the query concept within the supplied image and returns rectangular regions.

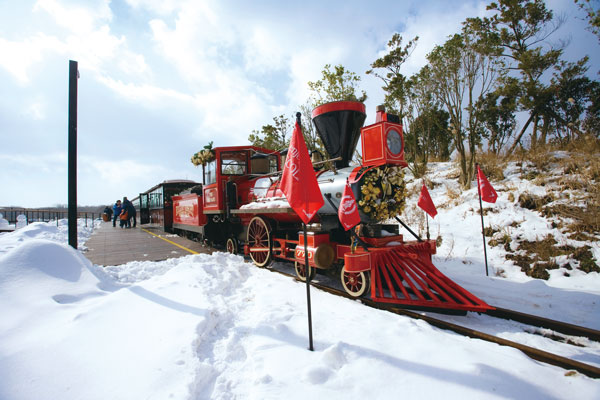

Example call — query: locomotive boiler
[170,101,493,313]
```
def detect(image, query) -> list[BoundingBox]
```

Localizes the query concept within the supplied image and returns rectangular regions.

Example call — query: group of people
[110,197,137,229]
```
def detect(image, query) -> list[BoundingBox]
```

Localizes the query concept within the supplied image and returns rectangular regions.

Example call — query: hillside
[400,144,600,290]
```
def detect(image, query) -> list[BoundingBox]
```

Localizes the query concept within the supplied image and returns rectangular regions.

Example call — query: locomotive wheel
[294,261,316,282]
[226,237,238,254]
[247,216,272,267]
[341,269,370,298]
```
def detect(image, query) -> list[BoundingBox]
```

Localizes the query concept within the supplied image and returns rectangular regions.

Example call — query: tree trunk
[539,116,550,146]
[531,115,539,150]
[505,113,536,158]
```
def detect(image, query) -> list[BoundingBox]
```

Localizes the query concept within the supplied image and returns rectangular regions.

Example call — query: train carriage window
[221,151,247,175]
[268,155,278,173]
[204,160,216,185]
[147,186,163,209]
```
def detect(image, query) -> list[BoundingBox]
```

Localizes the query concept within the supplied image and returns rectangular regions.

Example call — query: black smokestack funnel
[311,101,366,169]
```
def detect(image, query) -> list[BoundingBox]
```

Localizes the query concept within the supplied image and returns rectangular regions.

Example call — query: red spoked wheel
[226,237,238,254]
[294,261,316,282]
[341,269,370,298]
[247,216,272,267]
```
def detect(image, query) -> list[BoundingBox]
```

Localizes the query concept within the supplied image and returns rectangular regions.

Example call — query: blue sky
[0,0,597,208]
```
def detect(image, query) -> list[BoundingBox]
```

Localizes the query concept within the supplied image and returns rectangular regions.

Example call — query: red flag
[477,165,497,203]
[417,183,437,218]
[280,120,324,224]
[338,179,361,230]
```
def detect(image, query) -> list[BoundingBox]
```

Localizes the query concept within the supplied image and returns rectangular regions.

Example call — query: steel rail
[262,266,600,379]
[487,306,600,342]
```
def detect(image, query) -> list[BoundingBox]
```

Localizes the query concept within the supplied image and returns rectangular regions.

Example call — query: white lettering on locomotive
[175,204,194,218]
[205,188,217,205]
[295,248,314,260]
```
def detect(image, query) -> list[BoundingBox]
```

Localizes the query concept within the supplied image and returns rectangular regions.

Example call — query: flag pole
[303,222,314,351]
[426,214,430,240]
[476,163,490,276]
[297,111,314,351]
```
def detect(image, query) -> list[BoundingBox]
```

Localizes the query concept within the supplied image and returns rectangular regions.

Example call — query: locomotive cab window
[204,160,216,185]
[221,151,247,175]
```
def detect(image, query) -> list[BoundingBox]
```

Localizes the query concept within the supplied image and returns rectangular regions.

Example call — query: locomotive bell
[311,101,367,169]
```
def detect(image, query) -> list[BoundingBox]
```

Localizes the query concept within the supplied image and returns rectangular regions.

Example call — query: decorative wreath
[358,165,406,222]
[191,141,215,166]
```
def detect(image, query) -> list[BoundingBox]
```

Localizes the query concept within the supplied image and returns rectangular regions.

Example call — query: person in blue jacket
[112,200,122,227]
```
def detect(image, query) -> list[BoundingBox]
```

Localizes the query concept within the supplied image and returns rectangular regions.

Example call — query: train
[137,101,493,314]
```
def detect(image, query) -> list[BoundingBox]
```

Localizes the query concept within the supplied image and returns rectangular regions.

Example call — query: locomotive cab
[201,146,281,213]
[172,145,281,246]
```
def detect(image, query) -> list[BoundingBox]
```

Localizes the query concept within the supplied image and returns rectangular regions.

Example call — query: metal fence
[0,208,99,228]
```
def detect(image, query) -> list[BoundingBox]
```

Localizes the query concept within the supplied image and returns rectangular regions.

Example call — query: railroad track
[262,264,600,379]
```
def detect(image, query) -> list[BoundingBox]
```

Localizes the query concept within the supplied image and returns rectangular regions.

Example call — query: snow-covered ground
[1,158,599,399]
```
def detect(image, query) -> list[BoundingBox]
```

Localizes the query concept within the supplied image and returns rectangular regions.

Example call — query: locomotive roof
[213,145,281,156]
[139,179,199,195]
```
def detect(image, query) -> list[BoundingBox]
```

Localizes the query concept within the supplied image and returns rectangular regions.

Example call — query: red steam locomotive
[167,101,492,313]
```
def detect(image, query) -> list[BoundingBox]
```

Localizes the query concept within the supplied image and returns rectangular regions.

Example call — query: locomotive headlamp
[386,129,402,155]
[360,106,407,167]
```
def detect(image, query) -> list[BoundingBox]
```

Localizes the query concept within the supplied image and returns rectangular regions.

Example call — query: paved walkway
[83,221,212,266]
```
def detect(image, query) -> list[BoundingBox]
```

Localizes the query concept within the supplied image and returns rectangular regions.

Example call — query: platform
[83,221,212,266]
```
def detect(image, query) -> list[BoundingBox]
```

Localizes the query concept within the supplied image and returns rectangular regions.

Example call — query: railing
[0,208,100,228]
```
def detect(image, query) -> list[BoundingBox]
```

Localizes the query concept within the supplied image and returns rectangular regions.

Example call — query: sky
[1,0,598,208]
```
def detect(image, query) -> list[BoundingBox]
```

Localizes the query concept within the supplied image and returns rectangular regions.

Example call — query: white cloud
[400,1,491,76]
[242,25,287,72]
[148,2,235,87]
[0,34,66,84]
[33,0,112,34]
[118,53,150,78]
[62,25,126,74]
[0,153,67,173]
[96,75,194,106]
[23,100,47,120]
[0,1,132,85]
[81,156,167,182]
[124,0,181,16]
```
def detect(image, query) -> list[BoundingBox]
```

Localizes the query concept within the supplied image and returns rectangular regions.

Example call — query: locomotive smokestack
[311,101,366,169]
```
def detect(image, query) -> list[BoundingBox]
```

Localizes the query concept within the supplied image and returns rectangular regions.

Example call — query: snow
[1,160,600,399]
[239,198,290,209]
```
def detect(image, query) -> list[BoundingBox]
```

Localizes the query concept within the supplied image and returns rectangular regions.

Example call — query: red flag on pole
[338,179,361,230]
[477,165,498,203]
[417,183,437,218]
[280,119,324,224]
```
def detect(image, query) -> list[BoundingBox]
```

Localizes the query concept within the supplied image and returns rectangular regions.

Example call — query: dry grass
[544,203,600,237]
[507,192,515,202]
[564,134,600,155]
[445,184,461,202]
[477,151,506,181]
[506,234,600,279]
[518,192,554,210]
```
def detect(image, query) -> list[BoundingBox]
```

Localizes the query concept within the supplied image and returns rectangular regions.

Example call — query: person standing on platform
[123,197,137,228]
[119,206,129,228]
[112,200,122,227]
[103,206,113,222]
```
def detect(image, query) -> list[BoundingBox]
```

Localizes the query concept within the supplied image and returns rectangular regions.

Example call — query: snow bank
[0,222,599,399]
